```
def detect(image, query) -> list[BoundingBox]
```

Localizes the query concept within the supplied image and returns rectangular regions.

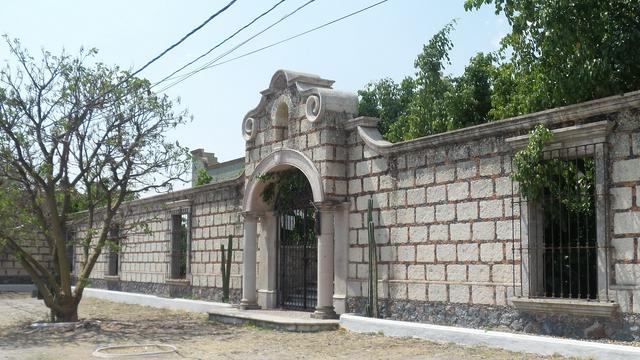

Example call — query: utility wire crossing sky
[1,0,509,190]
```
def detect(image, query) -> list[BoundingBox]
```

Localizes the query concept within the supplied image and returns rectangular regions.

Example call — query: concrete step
[208,308,339,332]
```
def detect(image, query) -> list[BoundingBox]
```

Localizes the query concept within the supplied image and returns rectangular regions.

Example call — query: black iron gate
[278,206,317,311]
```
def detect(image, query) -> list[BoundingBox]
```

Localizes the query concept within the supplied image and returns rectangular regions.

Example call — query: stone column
[312,203,338,319]
[257,211,278,309]
[332,203,350,314]
[240,212,260,309]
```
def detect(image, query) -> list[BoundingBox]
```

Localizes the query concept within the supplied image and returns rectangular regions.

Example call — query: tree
[359,22,495,142]
[0,37,190,321]
[465,0,640,118]
[194,167,213,186]
[361,1,640,140]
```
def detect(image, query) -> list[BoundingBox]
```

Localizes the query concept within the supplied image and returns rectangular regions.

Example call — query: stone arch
[243,148,324,213]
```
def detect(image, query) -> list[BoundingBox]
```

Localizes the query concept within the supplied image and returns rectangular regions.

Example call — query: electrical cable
[153,0,287,88]
[157,0,389,92]
[153,0,317,89]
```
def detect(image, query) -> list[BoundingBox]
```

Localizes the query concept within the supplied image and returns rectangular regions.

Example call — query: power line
[129,0,238,79]
[42,0,239,129]
[158,0,389,92]
[154,0,317,89]
[153,0,288,88]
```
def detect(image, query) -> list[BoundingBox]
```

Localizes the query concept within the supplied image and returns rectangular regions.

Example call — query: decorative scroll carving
[304,88,358,123]
[242,117,257,141]
[305,95,322,123]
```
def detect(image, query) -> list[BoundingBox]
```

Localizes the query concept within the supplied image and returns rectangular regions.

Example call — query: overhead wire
[157,0,389,93]
[41,0,239,129]
[154,0,317,89]
[152,0,288,88]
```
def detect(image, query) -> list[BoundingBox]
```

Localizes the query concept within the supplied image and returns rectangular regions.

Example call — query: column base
[239,300,261,310]
[257,289,277,309]
[310,306,338,319]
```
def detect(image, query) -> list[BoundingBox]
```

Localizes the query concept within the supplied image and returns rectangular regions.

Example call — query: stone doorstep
[340,314,640,360]
[208,308,339,332]
[511,297,620,318]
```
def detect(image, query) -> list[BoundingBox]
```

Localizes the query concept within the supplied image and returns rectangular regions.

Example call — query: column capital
[313,200,341,212]
[241,211,260,221]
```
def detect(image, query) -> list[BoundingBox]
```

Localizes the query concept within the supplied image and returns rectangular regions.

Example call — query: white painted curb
[340,314,640,360]
[80,288,232,313]
[0,284,36,292]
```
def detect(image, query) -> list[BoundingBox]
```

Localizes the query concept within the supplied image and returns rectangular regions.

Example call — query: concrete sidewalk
[82,288,338,332]
[340,314,640,360]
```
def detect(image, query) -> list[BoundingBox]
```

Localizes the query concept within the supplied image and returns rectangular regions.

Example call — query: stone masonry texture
[6,72,637,342]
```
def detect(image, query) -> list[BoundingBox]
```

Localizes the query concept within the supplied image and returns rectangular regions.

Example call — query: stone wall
[609,111,640,312]
[343,104,640,338]
[73,178,244,302]
[8,70,635,341]
[345,128,519,307]
[0,238,52,284]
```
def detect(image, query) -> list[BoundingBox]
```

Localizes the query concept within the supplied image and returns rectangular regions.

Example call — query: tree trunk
[52,295,79,322]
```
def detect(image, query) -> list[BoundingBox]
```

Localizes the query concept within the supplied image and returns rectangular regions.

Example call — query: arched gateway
[239,70,358,318]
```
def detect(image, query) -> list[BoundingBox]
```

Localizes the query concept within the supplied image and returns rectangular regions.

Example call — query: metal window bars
[107,226,120,276]
[512,142,610,301]
[170,208,191,279]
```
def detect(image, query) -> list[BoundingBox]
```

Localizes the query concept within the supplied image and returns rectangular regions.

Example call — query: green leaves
[195,167,213,186]
[512,124,595,215]
[512,124,554,201]
[258,169,312,214]
[470,0,640,118]
[362,1,640,141]
[358,21,494,142]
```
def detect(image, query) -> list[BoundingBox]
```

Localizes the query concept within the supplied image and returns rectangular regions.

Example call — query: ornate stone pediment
[241,70,357,143]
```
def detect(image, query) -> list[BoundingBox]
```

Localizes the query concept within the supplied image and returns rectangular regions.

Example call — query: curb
[339,314,640,360]
[80,288,232,313]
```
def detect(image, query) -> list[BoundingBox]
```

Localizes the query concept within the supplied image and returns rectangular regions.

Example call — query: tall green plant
[365,198,379,318]
[221,235,233,303]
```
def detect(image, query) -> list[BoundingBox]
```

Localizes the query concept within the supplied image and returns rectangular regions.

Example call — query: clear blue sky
[1,0,507,175]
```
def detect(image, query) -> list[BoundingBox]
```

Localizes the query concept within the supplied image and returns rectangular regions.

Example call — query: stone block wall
[344,108,640,339]
[73,179,244,302]
[243,87,351,200]
[0,238,52,284]
[345,132,520,308]
[609,111,640,312]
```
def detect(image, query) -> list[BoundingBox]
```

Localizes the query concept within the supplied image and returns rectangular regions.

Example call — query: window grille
[512,142,610,301]
[170,208,191,279]
[106,225,120,276]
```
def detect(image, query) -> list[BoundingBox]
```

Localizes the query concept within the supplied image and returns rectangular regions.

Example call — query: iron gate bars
[278,206,318,311]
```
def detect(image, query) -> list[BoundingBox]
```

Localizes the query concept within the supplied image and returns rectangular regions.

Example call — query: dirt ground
[0,292,576,360]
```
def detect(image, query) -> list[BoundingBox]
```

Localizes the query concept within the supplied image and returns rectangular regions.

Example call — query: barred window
[106,225,121,276]
[170,211,190,279]
[516,142,609,302]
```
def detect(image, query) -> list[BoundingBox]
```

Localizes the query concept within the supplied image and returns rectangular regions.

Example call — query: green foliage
[465,0,640,118]
[257,169,312,214]
[511,124,595,215]
[195,167,213,186]
[0,37,190,320]
[361,1,640,140]
[221,235,232,303]
[358,77,414,137]
[511,125,554,202]
[359,21,495,142]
